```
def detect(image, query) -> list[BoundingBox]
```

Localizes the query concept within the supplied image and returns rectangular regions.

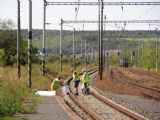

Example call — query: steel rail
[69,93,104,120]
[117,68,160,93]
[67,69,147,120]
[90,88,147,120]
[115,68,160,100]
[129,68,160,80]
[67,69,104,120]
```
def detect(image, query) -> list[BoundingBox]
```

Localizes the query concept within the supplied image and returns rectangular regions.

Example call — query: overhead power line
[63,20,160,24]
[46,2,160,6]
[134,6,157,20]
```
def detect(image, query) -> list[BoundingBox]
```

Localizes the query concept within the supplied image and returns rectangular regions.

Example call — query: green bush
[0,49,5,65]
[0,49,16,66]
[0,82,23,117]
[109,54,119,65]
[47,56,59,63]
[0,118,27,120]
[0,84,21,117]
[0,81,36,117]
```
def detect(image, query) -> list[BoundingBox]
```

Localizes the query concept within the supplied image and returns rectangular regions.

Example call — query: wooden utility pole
[42,0,46,75]
[148,35,150,69]
[81,24,84,69]
[73,28,76,70]
[60,19,63,72]
[28,0,32,88]
[104,15,106,70]
[130,48,133,65]
[98,0,101,75]
[85,37,87,68]
[81,37,83,58]
[100,0,104,80]
[138,38,140,67]
[17,0,21,78]
[80,37,83,69]
[156,28,158,71]
[142,36,144,64]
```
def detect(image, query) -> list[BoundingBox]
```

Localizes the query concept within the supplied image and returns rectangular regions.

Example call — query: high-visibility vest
[82,72,90,83]
[51,78,59,90]
[73,74,80,81]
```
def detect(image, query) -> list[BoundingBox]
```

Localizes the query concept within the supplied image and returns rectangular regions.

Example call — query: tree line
[0,19,39,66]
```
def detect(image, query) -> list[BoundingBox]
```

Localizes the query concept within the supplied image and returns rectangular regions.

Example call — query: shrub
[0,49,5,65]
[0,80,36,117]
[0,81,25,117]
[0,117,27,120]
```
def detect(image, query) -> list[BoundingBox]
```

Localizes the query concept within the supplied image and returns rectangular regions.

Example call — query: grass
[46,61,96,77]
[45,56,97,77]
[0,64,49,119]
[0,118,27,120]
[0,59,96,119]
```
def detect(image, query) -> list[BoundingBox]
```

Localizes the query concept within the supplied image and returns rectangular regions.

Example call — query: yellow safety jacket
[82,72,90,84]
[51,78,60,90]
[73,74,80,81]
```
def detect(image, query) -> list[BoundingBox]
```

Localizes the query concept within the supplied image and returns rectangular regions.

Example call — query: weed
[0,117,28,120]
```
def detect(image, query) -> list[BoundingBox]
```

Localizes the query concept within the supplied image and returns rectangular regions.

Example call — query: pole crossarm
[46,2,160,6]
[63,20,160,24]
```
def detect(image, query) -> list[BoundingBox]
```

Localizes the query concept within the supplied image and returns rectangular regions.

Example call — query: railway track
[113,68,160,100]
[66,69,147,120]
[128,68,160,80]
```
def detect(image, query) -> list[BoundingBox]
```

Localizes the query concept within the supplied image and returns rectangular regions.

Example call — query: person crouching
[51,75,60,95]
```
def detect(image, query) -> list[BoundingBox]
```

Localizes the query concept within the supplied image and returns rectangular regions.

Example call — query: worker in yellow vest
[51,75,60,95]
[81,69,90,95]
[72,70,80,96]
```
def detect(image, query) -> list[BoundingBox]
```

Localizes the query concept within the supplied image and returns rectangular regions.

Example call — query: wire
[75,0,80,22]
[117,1,124,28]
[114,23,121,29]
[51,9,61,20]
[63,24,74,29]
[149,23,160,30]
[73,0,81,30]
[134,6,157,20]
[105,24,122,30]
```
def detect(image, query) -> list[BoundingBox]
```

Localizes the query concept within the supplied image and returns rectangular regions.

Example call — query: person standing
[81,69,90,95]
[72,70,80,96]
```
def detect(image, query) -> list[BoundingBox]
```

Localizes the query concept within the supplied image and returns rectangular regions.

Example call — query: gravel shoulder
[91,72,160,120]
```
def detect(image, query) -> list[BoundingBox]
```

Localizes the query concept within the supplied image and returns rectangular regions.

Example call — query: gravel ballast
[91,81,160,120]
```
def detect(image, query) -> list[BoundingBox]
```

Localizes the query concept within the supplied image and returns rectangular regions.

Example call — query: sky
[1,0,160,30]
